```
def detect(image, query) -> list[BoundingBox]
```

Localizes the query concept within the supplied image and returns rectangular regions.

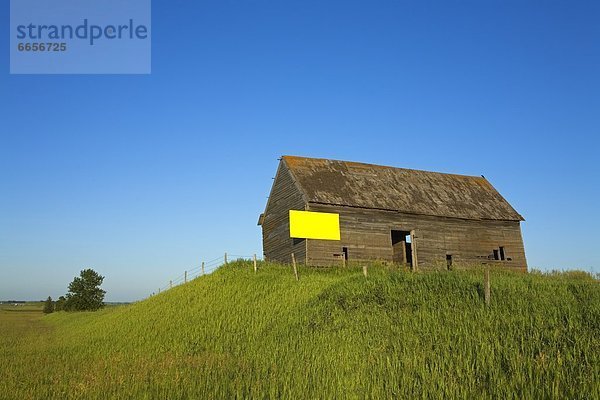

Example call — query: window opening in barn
[446,254,453,270]
[499,247,505,261]
[391,230,412,267]
[342,247,349,260]
[493,249,500,260]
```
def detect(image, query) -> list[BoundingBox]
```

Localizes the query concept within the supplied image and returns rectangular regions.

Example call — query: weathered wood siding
[306,204,527,271]
[261,162,307,263]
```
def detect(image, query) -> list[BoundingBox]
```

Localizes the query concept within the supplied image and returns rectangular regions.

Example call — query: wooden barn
[258,156,527,271]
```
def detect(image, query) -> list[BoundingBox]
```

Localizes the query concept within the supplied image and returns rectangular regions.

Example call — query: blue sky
[1,1,598,301]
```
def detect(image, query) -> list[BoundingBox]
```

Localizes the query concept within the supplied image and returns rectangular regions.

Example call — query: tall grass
[1,262,598,399]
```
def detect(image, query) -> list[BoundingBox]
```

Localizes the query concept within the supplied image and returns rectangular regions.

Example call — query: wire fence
[152,252,261,296]
[151,252,599,297]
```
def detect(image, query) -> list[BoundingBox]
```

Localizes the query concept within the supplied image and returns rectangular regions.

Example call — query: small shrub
[42,296,54,314]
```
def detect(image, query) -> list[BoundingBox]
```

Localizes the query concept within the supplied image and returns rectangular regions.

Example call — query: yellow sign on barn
[289,210,340,240]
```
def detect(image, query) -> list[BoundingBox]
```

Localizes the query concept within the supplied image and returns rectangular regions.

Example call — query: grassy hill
[1,261,599,399]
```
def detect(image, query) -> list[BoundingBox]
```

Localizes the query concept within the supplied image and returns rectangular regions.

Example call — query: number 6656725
[17,42,66,51]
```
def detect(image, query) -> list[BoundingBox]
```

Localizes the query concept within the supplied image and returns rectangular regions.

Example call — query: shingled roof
[283,156,524,221]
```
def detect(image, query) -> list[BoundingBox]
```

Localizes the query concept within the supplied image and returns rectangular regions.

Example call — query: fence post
[184,270,187,284]
[169,280,172,289]
[202,261,205,275]
[484,268,491,306]
[363,265,368,278]
[342,255,346,268]
[292,253,299,281]
[224,252,228,266]
[253,254,257,272]
[410,230,418,272]
[158,288,161,294]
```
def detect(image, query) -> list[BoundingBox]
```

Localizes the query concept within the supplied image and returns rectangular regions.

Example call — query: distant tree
[64,269,106,311]
[43,296,54,314]
[54,295,66,311]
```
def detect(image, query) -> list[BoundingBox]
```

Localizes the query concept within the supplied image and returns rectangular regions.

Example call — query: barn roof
[282,156,524,221]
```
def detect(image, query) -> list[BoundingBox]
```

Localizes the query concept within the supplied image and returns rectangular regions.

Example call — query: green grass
[1,262,599,399]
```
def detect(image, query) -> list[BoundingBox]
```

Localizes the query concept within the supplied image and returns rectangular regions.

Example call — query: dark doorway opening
[446,254,453,270]
[342,247,349,261]
[391,230,412,267]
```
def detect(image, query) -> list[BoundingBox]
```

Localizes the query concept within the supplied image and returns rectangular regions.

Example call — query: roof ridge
[282,155,485,180]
